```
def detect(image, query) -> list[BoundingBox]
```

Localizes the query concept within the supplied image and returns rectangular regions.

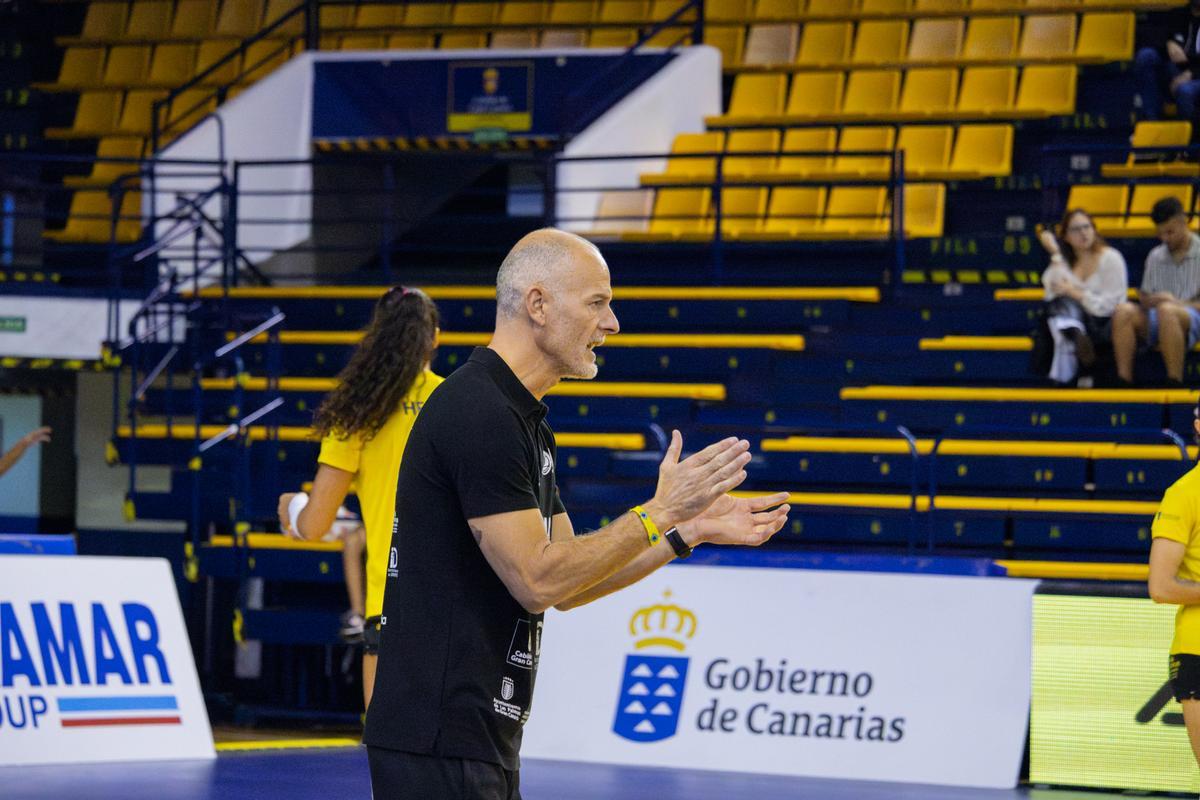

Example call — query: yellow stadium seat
[763,186,826,236]
[64,137,145,188]
[898,125,953,177]
[947,123,1013,177]
[214,0,262,38]
[784,71,844,119]
[859,0,911,12]
[196,41,241,85]
[1018,15,1077,60]
[318,3,356,31]
[45,189,141,244]
[355,3,406,28]
[725,129,780,179]
[492,31,540,47]
[807,0,859,17]
[148,44,198,87]
[754,0,805,20]
[171,0,219,38]
[1065,184,1127,232]
[118,89,165,136]
[1102,121,1194,178]
[340,35,387,50]
[842,69,901,118]
[1075,12,1133,62]
[547,0,597,25]
[442,1,500,48]
[405,2,455,26]
[389,32,438,48]
[898,67,958,117]
[646,188,712,237]
[500,1,548,26]
[165,89,217,135]
[957,66,1016,116]
[55,47,106,87]
[45,91,123,138]
[902,182,945,237]
[727,73,788,119]
[743,24,798,64]
[103,45,151,86]
[719,187,768,236]
[851,21,909,65]
[914,0,966,9]
[126,1,174,39]
[962,16,1019,62]
[908,19,963,63]
[80,2,129,40]
[599,0,651,23]
[777,127,836,177]
[834,126,896,176]
[822,185,889,236]
[263,0,304,35]
[704,25,745,66]
[590,189,654,234]
[242,40,294,82]
[1114,184,1194,236]
[1015,64,1075,116]
[707,0,755,22]
[1026,0,1075,7]
[970,0,1022,8]
[795,22,852,66]
[641,132,725,184]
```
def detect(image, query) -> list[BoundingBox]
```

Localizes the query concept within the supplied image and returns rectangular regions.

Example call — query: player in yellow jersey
[277,286,443,708]
[1149,398,1200,769]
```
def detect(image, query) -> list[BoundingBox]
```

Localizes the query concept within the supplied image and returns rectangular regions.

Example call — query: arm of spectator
[1141,292,1178,309]
[0,427,51,478]
[1079,248,1129,318]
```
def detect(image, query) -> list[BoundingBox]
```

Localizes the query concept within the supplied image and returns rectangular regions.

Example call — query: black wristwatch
[664,527,692,559]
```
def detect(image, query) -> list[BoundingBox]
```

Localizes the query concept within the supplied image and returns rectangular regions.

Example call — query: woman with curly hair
[277,285,442,708]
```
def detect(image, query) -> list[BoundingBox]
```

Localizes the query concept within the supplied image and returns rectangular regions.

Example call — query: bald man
[362,229,790,799]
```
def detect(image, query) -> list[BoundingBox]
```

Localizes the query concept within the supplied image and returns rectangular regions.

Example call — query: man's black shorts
[367,746,522,800]
[1169,653,1200,701]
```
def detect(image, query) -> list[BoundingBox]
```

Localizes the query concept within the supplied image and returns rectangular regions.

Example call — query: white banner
[0,555,214,765]
[0,298,139,360]
[524,565,1035,789]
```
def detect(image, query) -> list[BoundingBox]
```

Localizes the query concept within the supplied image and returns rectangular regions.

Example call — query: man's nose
[603,306,620,335]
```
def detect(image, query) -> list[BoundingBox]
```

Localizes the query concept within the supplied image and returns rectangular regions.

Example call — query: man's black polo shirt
[363,347,564,770]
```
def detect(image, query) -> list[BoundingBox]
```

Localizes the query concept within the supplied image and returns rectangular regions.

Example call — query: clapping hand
[678,491,791,547]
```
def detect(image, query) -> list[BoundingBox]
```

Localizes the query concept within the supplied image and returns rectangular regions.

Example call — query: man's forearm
[554,537,679,611]
[508,503,674,612]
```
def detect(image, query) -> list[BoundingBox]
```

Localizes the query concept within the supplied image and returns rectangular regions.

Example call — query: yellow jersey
[317,370,443,618]
[1152,461,1200,655]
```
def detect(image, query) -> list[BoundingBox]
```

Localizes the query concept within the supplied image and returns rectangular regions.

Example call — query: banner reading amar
[0,555,214,766]
[523,565,1035,789]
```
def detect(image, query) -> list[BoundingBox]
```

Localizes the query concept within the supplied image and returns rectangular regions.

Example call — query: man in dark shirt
[1135,1,1200,124]
[363,229,791,799]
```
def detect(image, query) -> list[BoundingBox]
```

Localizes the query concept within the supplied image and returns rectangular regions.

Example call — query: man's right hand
[1172,69,1194,94]
[646,431,750,528]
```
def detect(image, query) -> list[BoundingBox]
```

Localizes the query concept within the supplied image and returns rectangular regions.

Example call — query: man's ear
[526,285,548,326]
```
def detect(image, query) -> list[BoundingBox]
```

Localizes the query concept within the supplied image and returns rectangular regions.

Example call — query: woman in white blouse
[1037,208,1129,385]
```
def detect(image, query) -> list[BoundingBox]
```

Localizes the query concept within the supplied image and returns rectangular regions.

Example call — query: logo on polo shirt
[612,594,695,743]
[387,547,398,578]
[540,449,553,476]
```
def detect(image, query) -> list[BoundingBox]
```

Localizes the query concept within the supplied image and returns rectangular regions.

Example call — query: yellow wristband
[630,505,662,547]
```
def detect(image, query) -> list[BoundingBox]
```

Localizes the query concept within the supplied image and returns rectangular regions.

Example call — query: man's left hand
[678,491,790,548]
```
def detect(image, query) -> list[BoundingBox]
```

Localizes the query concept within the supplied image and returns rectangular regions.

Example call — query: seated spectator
[1113,196,1200,387]
[1033,209,1128,385]
[1135,1,1200,127]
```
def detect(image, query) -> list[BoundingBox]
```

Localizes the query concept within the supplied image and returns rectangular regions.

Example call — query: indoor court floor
[0,745,1141,800]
